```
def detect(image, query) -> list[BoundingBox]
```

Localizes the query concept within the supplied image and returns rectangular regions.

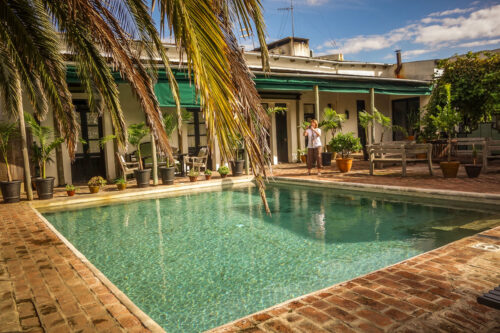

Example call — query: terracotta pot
[88,185,100,193]
[440,161,460,178]
[0,180,22,203]
[464,164,482,178]
[205,175,212,180]
[116,183,127,191]
[336,158,353,173]
[300,155,307,163]
[416,153,427,159]
[407,135,415,141]
[189,176,198,182]
[66,190,75,197]
[220,173,228,179]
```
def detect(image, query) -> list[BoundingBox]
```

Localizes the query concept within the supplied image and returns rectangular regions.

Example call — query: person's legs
[316,147,322,175]
[307,148,313,175]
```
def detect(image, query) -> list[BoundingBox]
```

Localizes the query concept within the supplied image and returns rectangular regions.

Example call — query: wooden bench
[453,137,486,157]
[369,143,433,177]
[483,139,500,172]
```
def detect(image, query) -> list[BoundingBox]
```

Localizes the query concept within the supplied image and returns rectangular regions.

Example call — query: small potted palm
[329,132,362,173]
[128,122,152,187]
[204,169,212,180]
[230,137,245,176]
[65,184,76,196]
[430,84,461,178]
[88,176,106,193]
[465,147,482,178]
[115,177,127,190]
[218,166,229,178]
[188,169,199,182]
[0,122,22,203]
[319,108,345,166]
[25,114,64,199]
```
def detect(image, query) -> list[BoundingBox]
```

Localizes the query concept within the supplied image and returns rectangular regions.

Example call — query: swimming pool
[42,183,496,332]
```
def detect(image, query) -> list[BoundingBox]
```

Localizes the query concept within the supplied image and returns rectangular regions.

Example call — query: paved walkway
[211,226,500,332]
[0,202,152,333]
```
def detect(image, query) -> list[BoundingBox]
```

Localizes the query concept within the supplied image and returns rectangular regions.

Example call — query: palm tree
[0,0,271,211]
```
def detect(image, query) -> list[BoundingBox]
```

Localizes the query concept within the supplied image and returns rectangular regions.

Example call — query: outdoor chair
[116,152,139,179]
[369,143,433,176]
[477,285,500,309]
[185,147,208,173]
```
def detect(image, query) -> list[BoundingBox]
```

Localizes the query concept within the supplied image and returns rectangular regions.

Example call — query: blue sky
[238,0,500,63]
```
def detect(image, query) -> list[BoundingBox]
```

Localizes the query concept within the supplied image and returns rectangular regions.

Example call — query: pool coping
[29,176,500,332]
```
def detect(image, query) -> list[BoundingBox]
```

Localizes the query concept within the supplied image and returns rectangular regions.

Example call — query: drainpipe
[395,50,403,78]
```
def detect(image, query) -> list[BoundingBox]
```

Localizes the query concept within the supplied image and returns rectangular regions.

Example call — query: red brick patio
[1,167,499,332]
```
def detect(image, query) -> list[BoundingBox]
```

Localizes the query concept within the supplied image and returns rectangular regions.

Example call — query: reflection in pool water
[43,184,493,332]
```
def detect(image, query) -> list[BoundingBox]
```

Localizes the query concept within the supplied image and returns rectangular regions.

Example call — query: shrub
[88,176,107,187]
[218,166,230,175]
[329,132,362,159]
[204,169,212,175]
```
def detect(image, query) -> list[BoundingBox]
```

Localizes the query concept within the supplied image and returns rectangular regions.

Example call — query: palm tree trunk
[17,96,33,201]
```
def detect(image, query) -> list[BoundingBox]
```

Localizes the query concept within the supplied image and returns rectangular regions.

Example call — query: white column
[150,133,158,185]
[370,88,375,145]
[314,85,320,120]
[270,112,278,165]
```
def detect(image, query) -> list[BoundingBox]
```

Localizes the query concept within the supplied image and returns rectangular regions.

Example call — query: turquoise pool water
[43,184,494,332]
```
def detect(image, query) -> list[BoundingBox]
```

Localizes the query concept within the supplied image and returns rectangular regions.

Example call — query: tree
[0,0,272,211]
[0,122,18,182]
[128,123,150,170]
[319,108,345,147]
[426,52,500,132]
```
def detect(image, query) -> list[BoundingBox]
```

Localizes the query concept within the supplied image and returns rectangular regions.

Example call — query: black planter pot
[35,177,55,200]
[465,164,482,178]
[231,160,245,176]
[0,180,22,203]
[321,152,333,166]
[159,166,175,185]
[134,169,151,188]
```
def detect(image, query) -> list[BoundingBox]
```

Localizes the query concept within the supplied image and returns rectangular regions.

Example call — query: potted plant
[230,136,245,176]
[88,176,106,193]
[406,109,420,141]
[0,122,22,203]
[465,147,482,178]
[329,132,362,173]
[319,108,345,166]
[218,165,229,178]
[188,169,199,182]
[297,148,308,163]
[204,169,212,180]
[159,111,191,185]
[128,122,152,188]
[65,184,76,196]
[430,84,462,178]
[25,114,64,199]
[115,177,127,190]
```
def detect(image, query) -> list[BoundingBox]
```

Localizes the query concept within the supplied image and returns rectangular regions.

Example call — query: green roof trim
[66,66,431,108]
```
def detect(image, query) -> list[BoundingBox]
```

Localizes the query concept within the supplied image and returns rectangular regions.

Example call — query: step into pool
[42,183,497,332]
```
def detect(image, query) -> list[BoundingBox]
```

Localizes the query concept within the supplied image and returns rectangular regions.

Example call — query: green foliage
[88,176,106,187]
[358,109,406,143]
[329,132,362,159]
[429,84,461,161]
[65,184,75,191]
[298,120,310,131]
[128,122,150,170]
[162,109,192,137]
[204,169,212,175]
[426,52,500,131]
[25,113,63,178]
[188,169,199,177]
[114,177,126,185]
[319,108,345,147]
[217,165,230,175]
[0,122,18,182]
[266,106,287,114]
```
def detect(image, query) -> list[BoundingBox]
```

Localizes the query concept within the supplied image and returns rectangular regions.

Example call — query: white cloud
[428,7,475,17]
[458,39,500,48]
[305,0,329,5]
[402,49,432,58]
[317,4,500,58]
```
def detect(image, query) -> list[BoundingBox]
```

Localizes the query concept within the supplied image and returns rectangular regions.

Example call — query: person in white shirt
[303,119,322,175]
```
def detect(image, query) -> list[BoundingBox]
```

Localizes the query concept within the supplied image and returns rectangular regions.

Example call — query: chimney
[395,50,402,78]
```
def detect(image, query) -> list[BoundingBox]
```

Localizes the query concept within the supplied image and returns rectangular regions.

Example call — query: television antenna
[278,0,295,55]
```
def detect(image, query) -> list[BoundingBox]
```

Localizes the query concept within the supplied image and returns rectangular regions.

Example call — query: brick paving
[271,158,500,194]
[1,165,500,332]
[211,227,500,332]
[0,202,152,332]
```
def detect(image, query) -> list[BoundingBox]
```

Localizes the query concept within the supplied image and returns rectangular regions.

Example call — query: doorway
[275,103,288,162]
[71,99,106,183]
[392,98,419,141]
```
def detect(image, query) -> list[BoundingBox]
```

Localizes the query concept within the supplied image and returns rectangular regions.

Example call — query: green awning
[254,75,432,96]
[154,80,199,108]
